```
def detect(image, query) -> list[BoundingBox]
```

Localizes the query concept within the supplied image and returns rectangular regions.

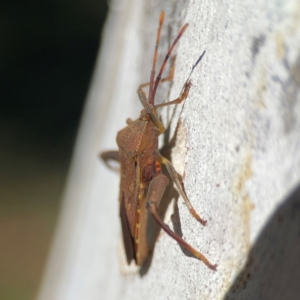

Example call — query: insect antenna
[149,22,189,105]
[179,50,206,96]
[149,11,165,105]
[188,50,206,83]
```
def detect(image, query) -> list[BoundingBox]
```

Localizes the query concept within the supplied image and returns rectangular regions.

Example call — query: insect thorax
[117,118,159,156]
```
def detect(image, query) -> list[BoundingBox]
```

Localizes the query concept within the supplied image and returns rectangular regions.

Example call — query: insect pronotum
[101,11,217,271]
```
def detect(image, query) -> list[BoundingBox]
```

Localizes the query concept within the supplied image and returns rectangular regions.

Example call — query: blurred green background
[0,1,108,299]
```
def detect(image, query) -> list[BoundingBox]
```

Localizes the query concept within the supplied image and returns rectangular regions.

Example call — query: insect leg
[137,57,178,134]
[154,80,192,109]
[100,150,120,171]
[154,150,207,226]
[137,87,166,133]
[147,174,217,270]
[149,23,188,105]
[152,50,206,109]
[137,55,176,108]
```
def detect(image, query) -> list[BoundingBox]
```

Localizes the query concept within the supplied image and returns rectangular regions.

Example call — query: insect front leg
[137,55,176,110]
[147,173,217,270]
[154,150,207,226]
[138,55,176,96]
[153,79,192,109]
[137,87,166,134]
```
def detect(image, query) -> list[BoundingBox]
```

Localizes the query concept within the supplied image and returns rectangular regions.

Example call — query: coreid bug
[101,11,217,271]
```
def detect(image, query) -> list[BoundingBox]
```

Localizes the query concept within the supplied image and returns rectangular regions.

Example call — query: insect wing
[118,154,139,263]
[120,194,135,264]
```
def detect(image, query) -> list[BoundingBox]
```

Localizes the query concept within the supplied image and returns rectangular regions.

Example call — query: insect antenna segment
[148,11,189,106]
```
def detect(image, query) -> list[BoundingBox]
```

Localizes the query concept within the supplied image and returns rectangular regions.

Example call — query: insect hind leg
[146,173,217,270]
[154,150,207,226]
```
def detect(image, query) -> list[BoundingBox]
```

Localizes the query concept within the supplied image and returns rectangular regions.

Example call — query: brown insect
[101,11,217,271]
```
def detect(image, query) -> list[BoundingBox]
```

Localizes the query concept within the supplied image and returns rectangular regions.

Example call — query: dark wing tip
[120,196,135,264]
